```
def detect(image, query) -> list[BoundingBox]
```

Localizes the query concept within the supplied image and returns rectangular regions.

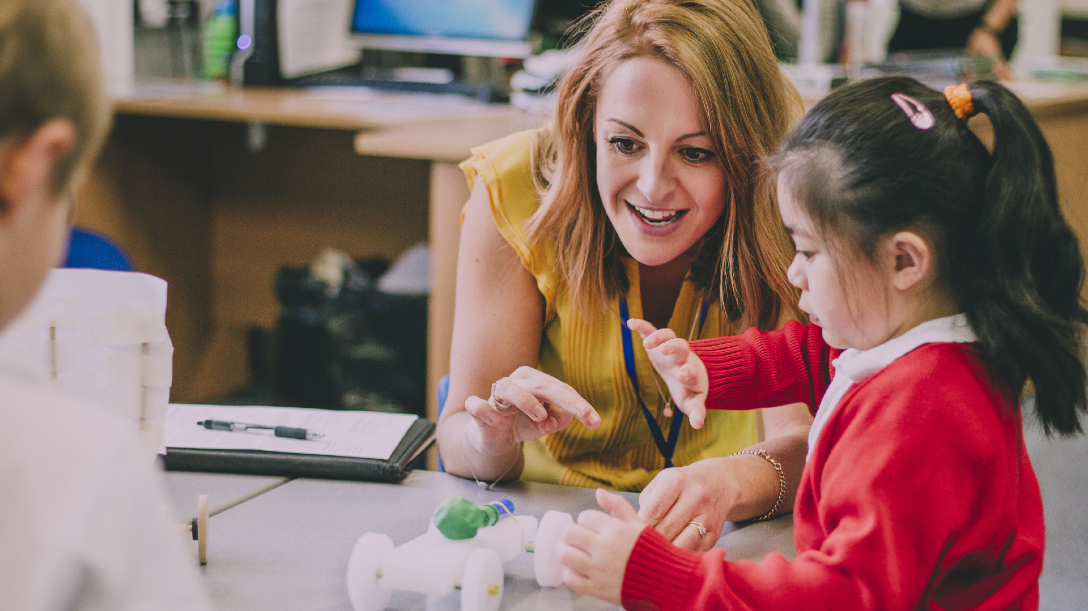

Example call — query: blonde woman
[438,0,812,550]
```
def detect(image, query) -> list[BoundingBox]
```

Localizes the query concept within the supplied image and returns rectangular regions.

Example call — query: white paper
[73,0,134,96]
[277,0,359,78]
[0,269,172,456]
[164,404,418,461]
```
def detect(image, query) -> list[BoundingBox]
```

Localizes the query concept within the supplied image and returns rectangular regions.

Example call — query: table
[162,410,1088,611]
[163,469,794,611]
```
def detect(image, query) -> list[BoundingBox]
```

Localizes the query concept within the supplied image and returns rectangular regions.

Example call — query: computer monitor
[350,0,539,58]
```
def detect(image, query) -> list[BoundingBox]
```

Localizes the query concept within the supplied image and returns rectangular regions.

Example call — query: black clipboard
[163,417,435,483]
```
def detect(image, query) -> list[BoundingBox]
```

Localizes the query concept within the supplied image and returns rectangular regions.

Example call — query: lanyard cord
[618,296,709,468]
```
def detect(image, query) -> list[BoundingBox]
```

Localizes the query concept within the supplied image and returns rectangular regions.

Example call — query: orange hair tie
[943,83,977,121]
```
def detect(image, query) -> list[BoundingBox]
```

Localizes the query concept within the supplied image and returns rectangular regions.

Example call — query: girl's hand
[558,488,647,604]
[637,459,730,551]
[626,318,709,429]
[465,366,601,457]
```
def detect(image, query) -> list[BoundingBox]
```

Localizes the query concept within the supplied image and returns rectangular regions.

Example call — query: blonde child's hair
[0,0,111,194]
[525,0,802,329]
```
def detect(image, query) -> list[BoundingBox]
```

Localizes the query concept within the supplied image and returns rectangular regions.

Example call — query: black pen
[197,419,325,441]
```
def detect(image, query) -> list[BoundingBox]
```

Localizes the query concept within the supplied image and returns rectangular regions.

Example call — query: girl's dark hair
[775,76,1087,436]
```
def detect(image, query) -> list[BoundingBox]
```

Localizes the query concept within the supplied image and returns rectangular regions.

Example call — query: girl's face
[778,175,892,351]
[594,57,726,268]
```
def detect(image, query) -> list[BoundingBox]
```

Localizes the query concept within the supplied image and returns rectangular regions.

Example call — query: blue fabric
[64,227,133,271]
[436,374,449,472]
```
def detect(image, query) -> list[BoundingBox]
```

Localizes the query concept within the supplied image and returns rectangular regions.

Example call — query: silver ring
[490,382,514,410]
[687,520,707,539]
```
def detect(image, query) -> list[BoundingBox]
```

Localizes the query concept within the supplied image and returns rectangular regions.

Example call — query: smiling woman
[437,0,814,552]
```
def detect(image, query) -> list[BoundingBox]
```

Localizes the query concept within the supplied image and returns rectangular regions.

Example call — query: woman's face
[594,57,726,268]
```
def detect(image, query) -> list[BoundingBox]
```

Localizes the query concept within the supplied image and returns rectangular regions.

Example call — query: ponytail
[776,77,1087,437]
[963,81,1088,436]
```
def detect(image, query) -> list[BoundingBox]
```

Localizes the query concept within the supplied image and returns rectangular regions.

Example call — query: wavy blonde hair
[524,0,802,330]
[0,0,110,194]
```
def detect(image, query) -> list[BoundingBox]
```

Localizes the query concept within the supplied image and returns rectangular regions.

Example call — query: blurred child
[557,76,1088,609]
[0,1,213,609]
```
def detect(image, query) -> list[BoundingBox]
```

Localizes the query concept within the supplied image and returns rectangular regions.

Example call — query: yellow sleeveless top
[460,129,758,491]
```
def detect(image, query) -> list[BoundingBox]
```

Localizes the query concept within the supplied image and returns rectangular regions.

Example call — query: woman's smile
[626,202,690,237]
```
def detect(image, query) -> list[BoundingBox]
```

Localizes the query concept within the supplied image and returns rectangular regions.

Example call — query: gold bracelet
[731,449,786,521]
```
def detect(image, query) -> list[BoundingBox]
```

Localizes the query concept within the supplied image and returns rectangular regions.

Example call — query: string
[491,499,531,552]
[461,422,518,490]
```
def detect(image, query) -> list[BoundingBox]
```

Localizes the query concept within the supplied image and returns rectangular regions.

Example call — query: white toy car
[346,499,575,611]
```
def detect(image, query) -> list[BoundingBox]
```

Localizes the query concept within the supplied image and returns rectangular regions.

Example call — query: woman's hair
[776,76,1088,436]
[0,0,110,195]
[524,0,803,329]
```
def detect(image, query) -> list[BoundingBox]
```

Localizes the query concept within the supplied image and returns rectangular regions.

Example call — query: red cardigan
[621,322,1044,610]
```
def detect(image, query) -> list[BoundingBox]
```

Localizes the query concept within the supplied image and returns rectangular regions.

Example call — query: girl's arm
[436,177,599,482]
[628,319,818,547]
[692,320,836,414]
[618,353,1039,611]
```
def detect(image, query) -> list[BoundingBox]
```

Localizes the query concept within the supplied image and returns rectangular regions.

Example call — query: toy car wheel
[346,532,394,611]
[534,510,573,587]
[460,547,503,611]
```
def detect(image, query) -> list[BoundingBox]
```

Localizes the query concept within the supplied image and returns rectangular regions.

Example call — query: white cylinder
[799,0,821,65]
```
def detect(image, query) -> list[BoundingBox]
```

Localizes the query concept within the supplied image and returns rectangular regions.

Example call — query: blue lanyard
[618,296,710,468]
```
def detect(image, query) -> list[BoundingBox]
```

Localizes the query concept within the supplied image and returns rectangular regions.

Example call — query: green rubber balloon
[432,498,500,540]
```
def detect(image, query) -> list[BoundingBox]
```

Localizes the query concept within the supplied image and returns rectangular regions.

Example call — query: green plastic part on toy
[432,498,510,540]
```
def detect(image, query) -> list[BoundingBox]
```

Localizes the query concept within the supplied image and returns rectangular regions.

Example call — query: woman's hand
[639,410,811,550]
[626,318,708,428]
[965,28,1011,79]
[465,366,601,457]
[559,488,647,604]
[636,458,734,551]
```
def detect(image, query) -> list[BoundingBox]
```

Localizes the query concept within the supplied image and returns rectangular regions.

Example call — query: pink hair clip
[891,93,935,130]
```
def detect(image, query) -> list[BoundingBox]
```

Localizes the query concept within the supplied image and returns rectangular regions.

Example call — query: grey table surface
[164,469,792,611]
[163,417,1086,611]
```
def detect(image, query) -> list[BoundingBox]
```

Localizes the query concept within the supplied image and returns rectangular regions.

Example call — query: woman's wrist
[713,452,779,522]
[462,416,519,458]
[729,449,786,521]
[460,417,522,482]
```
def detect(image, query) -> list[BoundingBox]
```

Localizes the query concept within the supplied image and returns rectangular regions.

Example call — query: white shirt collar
[806,314,977,461]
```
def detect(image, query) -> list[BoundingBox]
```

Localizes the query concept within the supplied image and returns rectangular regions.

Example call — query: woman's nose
[635,153,677,203]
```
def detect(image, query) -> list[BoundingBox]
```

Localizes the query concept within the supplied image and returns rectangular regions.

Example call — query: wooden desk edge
[113,96,385,132]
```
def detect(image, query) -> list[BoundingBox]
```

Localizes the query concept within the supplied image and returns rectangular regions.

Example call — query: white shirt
[807,314,977,461]
[0,364,214,611]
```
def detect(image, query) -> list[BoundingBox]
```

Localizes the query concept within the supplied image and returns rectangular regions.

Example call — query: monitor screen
[351,0,538,58]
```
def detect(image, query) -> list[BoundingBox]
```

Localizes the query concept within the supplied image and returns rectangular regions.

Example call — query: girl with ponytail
[552,76,1087,610]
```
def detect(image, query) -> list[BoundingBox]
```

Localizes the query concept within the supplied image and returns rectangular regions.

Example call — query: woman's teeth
[632,205,681,225]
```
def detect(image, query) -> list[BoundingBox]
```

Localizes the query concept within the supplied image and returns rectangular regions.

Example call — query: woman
[438,0,812,550]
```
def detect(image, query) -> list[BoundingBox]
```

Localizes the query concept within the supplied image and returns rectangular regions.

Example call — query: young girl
[555,76,1088,609]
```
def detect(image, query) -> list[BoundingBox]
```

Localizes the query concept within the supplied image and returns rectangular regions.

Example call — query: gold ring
[490,382,513,410]
[687,520,707,539]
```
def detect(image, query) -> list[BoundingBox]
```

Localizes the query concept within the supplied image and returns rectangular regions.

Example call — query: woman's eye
[680,147,715,163]
[796,250,814,260]
[609,137,640,155]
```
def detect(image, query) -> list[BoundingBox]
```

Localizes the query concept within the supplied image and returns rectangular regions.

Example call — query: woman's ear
[886,231,932,292]
[0,119,77,217]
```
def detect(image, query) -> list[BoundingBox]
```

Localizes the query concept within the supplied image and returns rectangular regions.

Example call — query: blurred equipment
[273,247,428,417]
